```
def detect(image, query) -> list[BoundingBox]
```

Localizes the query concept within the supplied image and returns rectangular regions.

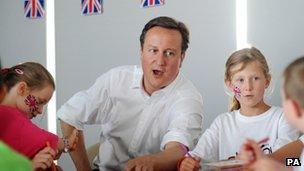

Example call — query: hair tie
[14,68,24,75]
[1,68,10,74]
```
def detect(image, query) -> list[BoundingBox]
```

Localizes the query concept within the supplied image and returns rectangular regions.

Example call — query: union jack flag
[141,0,165,8]
[81,0,103,16]
[24,0,45,19]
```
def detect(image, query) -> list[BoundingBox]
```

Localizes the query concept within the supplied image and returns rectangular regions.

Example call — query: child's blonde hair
[225,47,271,111]
[283,56,304,108]
[2,62,55,91]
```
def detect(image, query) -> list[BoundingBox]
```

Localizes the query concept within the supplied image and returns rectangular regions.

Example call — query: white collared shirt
[57,65,203,170]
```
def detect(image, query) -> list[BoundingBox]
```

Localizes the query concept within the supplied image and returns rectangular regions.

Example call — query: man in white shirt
[58,16,203,171]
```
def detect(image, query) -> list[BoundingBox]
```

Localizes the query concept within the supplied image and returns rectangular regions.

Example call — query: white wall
[0,1,48,129]
[1,0,304,171]
[247,0,304,105]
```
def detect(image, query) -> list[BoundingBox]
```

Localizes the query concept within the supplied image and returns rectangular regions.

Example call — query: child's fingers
[32,152,54,170]
[180,157,200,171]
[40,146,56,158]
[245,139,264,159]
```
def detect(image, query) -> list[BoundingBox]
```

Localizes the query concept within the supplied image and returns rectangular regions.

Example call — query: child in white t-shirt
[178,47,299,171]
[238,56,304,171]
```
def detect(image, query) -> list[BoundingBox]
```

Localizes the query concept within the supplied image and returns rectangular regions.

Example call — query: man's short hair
[140,16,189,54]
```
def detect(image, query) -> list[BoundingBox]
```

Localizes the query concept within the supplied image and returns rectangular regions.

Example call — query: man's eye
[164,51,175,57]
[148,49,157,53]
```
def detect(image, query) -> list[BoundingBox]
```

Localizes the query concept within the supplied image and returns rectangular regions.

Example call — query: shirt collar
[131,65,142,89]
[130,65,182,96]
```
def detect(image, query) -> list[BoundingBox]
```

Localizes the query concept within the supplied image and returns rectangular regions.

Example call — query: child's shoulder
[213,111,238,122]
[0,105,21,117]
[269,106,283,113]
[263,106,284,118]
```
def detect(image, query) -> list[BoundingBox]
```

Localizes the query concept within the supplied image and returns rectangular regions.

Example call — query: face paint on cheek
[24,95,38,114]
[233,85,242,100]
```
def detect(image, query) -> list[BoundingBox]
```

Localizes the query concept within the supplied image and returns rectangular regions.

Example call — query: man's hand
[32,146,56,170]
[125,154,157,171]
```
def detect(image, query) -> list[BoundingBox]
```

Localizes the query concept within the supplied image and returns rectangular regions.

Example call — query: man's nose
[156,53,166,66]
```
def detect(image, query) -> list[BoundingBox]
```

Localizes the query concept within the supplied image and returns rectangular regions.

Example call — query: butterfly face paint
[24,94,39,115]
[233,85,242,100]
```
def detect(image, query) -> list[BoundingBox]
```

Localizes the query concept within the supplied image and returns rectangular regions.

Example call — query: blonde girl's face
[17,84,54,119]
[229,61,270,108]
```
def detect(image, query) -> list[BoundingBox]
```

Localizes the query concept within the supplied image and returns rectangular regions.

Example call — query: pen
[257,137,269,145]
[46,141,57,171]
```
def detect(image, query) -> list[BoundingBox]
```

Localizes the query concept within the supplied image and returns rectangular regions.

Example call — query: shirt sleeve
[21,121,59,159]
[273,112,300,151]
[190,115,221,161]
[160,97,203,151]
[57,70,114,130]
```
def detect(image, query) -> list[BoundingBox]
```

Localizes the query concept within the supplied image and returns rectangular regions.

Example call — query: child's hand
[237,139,264,164]
[179,156,201,171]
[68,129,79,151]
[251,157,290,171]
[32,146,56,170]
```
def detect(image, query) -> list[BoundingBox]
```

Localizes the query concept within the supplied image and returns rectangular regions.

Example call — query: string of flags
[24,0,45,19]
[81,0,103,16]
[24,0,165,19]
[141,0,165,8]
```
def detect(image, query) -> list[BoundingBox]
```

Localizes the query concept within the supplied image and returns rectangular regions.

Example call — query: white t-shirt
[190,106,299,162]
[57,65,204,171]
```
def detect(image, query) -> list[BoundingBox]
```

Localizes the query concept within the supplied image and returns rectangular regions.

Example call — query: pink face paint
[24,94,38,114]
[233,85,242,100]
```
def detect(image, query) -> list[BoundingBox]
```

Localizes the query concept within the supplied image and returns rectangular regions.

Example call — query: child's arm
[269,140,303,164]
[57,129,79,154]
[251,157,292,171]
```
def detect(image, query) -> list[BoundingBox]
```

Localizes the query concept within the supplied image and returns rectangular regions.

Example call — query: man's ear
[17,82,28,96]
[179,53,185,68]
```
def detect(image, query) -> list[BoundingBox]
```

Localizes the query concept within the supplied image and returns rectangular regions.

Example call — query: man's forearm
[60,120,91,171]
[154,142,185,171]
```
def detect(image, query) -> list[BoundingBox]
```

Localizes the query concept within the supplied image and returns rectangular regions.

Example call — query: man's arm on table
[60,120,91,171]
[125,141,185,171]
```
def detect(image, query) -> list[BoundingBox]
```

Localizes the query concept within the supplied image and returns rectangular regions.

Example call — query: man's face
[141,26,185,95]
